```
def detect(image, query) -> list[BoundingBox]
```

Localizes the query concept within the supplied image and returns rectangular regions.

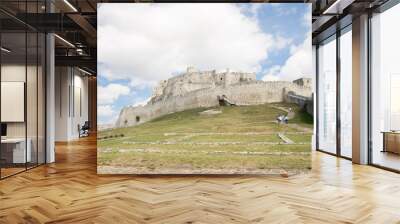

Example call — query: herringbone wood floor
[1,136,400,224]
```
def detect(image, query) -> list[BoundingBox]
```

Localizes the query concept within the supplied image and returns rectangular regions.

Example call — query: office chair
[79,121,90,138]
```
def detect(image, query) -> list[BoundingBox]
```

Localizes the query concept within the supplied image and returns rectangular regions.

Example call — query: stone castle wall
[115,71,312,128]
[150,68,256,103]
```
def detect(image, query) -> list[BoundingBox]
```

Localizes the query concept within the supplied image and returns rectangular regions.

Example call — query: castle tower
[187,66,197,73]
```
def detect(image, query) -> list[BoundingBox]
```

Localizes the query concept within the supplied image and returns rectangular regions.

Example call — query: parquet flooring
[1,136,400,223]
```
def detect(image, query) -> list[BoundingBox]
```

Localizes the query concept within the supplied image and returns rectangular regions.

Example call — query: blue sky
[240,4,310,79]
[97,3,311,125]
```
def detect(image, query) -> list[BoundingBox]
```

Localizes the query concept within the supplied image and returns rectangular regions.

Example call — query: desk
[1,138,31,163]
[382,131,400,154]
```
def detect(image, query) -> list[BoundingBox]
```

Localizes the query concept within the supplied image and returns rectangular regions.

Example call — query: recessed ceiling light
[78,67,93,76]
[63,0,78,12]
[54,34,75,48]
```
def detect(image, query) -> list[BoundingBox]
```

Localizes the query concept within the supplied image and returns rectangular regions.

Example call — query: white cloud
[262,65,281,81]
[132,96,151,107]
[98,3,290,87]
[98,83,130,105]
[98,105,115,117]
[273,35,293,50]
[98,105,119,125]
[262,35,312,81]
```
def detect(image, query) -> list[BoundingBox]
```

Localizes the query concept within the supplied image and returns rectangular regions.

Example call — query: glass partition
[0,3,46,179]
[1,31,28,177]
[317,35,337,154]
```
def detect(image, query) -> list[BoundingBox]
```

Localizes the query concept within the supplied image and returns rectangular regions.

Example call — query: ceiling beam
[55,55,96,74]
[323,0,356,14]
[67,13,97,46]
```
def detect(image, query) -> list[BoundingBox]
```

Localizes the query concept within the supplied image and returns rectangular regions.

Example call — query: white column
[45,0,56,163]
[46,32,55,163]
[54,67,73,141]
[352,14,369,164]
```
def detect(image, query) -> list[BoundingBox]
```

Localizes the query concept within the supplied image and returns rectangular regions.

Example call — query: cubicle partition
[0,1,46,179]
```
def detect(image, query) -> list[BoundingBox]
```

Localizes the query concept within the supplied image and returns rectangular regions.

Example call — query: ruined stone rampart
[115,68,312,128]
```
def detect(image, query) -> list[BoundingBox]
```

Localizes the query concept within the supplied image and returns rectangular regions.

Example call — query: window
[339,26,352,158]
[317,35,337,154]
[370,3,400,171]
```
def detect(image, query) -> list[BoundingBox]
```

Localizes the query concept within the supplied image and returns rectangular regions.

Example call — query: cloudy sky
[98,3,311,125]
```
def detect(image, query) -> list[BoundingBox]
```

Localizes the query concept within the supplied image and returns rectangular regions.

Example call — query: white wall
[55,67,89,141]
[1,65,40,137]
[71,73,89,138]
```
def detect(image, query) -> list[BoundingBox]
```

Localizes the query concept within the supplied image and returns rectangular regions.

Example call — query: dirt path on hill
[278,133,294,144]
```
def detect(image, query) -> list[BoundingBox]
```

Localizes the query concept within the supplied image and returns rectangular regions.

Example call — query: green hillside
[98,103,312,174]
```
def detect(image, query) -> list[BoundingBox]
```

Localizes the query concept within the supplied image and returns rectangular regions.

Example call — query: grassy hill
[98,103,312,175]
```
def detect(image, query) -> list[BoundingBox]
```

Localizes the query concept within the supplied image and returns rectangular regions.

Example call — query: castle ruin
[115,67,312,128]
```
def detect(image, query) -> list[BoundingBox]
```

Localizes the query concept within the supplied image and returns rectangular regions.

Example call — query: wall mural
[97,3,313,175]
